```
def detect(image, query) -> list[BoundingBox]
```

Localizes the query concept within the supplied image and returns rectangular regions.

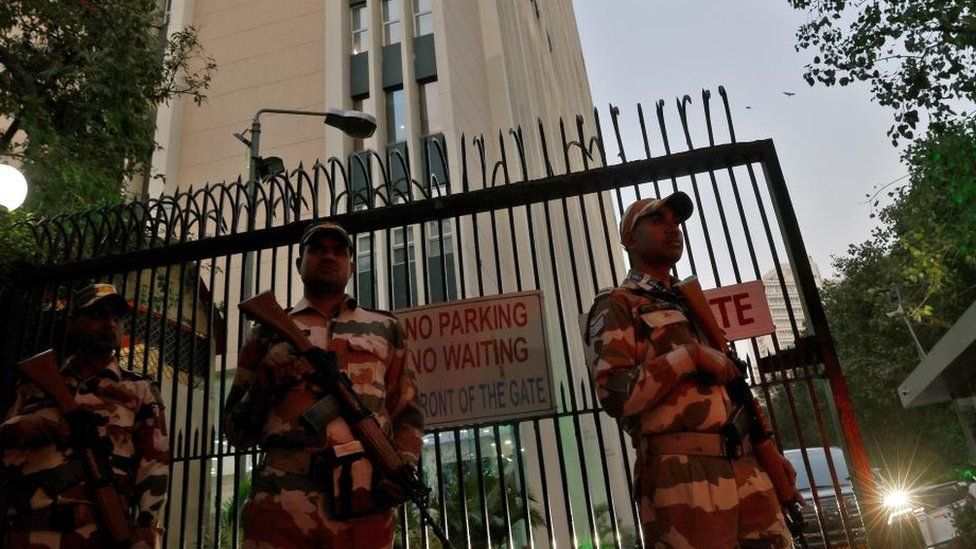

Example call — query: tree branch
[0,117,20,154]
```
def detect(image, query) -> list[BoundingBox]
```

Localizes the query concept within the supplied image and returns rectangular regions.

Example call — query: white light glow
[883,489,910,509]
[0,164,28,211]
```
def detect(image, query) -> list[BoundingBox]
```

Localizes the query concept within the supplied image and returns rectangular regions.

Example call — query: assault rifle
[239,291,455,549]
[17,350,132,543]
[674,277,807,541]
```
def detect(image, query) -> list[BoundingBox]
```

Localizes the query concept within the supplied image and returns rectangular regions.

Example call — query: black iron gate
[1,88,873,548]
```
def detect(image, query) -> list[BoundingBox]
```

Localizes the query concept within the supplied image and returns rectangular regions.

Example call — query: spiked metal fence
[1,88,872,548]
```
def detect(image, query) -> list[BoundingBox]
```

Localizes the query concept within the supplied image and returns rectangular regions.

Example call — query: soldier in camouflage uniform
[586,193,794,548]
[224,221,424,548]
[1,283,170,548]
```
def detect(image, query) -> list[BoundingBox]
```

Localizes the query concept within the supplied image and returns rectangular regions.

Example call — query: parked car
[785,447,868,548]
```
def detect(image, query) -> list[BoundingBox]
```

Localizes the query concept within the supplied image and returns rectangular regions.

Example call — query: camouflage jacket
[586,270,733,440]
[224,295,424,467]
[0,357,170,547]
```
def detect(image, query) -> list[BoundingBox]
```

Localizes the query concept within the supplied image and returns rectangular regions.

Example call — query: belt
[263,441,367,476]
[643,431,753,459]
[7,504,98,532]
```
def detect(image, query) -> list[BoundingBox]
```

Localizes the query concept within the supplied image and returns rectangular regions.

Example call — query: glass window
[352,96,375,152]
[351,4,369,54]
[426,220,457,303]
[349,151,371,210]
[418,80,441,136]
[392,228,416,309]
[421,133,447,196]
[385,89,407,143]
[356,234,375,308]
[387,142,410,204]
[382,0,402,45]
[413,0,433,37]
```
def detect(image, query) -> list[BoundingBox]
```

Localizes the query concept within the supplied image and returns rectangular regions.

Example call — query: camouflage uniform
[587,270,792,548]
[1,357,170,549]
[225,295,423,548]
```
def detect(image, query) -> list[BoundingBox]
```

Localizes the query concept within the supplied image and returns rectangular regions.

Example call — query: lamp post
[0,164,28,211]
[234,108,376,299]
[885,286,927,360]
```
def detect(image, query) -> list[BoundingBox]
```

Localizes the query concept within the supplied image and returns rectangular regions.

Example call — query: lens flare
[883,490,910,510]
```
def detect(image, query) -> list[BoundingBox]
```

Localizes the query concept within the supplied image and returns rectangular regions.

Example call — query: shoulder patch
[588,309,608,340]
[585,286,619,344]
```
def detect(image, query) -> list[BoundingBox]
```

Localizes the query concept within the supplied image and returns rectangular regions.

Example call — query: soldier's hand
[686,342,741,385]
[261,342,312,385]
[377,477,410,508]
[780,453,798,487]
[63,409,103,448]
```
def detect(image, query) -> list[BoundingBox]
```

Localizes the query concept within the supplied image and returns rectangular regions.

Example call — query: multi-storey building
[756,258,824,356]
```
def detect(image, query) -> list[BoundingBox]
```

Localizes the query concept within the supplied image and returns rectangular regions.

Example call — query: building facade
[756,258,824,356]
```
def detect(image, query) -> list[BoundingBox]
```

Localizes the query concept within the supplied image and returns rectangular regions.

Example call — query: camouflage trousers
[638,454,793,548]
[242,467,395,548]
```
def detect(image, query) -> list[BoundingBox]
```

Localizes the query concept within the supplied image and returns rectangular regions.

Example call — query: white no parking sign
[396,291,555,429]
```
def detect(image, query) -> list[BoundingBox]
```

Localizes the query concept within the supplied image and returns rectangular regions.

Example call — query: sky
[572,0,906,278]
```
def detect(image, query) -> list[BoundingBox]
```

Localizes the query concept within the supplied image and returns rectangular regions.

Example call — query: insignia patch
[589,310,608,339]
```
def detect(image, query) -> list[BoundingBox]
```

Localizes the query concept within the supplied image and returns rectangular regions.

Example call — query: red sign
[703,280,775,341]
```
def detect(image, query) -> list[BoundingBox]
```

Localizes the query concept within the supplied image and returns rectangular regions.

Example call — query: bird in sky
[782,91,796,97]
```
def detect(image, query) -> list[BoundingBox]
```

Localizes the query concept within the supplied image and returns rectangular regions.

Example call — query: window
[382,0,402,45]
[421,133,447,196]
[413,0,433,37]
[160,0,174,35]
[386,89,407,143]
[388,142,410,203]
[392,228,416,309]
[426,220,457,303]
[351,4,369,54]
[418,80,441,136]
[352,96,375,152]
[356,234,375,308]
[349,151,372,209]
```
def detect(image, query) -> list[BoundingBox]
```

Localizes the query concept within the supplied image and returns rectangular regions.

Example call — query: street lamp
[884,286,927,360]
[234,108,377,299]
[0,164,28,211]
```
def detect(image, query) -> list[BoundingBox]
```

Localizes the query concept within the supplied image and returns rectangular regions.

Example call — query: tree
[788,0,976,144]
[0,0,215,213]
[820,119,976,476]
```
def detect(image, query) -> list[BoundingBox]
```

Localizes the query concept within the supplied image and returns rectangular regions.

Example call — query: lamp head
[324,108,377,139]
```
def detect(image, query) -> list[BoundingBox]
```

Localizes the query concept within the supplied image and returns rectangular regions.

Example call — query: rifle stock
[674,277,807,540]
[238,291,455,548]
[238,291,313,354]
[16,350,133,543]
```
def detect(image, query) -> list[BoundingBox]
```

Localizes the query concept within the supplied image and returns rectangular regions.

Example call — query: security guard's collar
[622,270,678,295]
[61,355,122,381]
[291,295,358,319]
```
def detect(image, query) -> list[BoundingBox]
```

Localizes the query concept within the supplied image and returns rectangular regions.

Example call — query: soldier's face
[71,303,124,354]
[297,234,354,295]
[625,205,684,267]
